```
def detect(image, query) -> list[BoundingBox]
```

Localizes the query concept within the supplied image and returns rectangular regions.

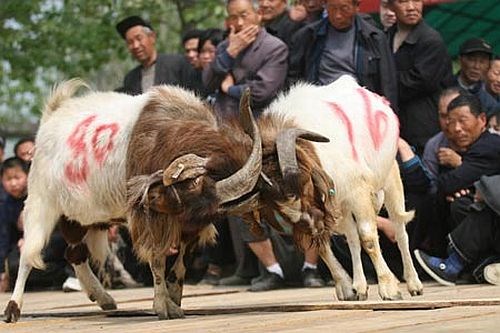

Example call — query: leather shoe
[302,268,325,288]
[248,273,285,292]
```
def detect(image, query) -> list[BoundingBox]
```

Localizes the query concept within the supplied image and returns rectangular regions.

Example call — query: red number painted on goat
[64,115,119,185]
[357,88,388,151]
[326,101,359,162]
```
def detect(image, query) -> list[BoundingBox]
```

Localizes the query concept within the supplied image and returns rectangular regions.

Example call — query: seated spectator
[485,56,500,112]
[14,137,35,162]
[415,93,500,256]
[423,87,463,190]
[0,158,68,292]
[415,175,500,286]
[455,38,497,117]
[488,110,500,135]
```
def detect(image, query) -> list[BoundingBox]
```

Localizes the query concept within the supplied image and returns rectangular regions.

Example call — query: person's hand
[446,188,470,202]
[221,73,235,94]
[0,273,9,292]
[289,4,307,22]
[17,238,24,250]
[397,138,415,162]
[108,225,119,243]
[474,189,483,203]
[437,147,462,168]
[376,216,396,243]
[226,25,259,58]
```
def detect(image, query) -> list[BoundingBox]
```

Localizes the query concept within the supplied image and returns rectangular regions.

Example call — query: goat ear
[127,170,164,209]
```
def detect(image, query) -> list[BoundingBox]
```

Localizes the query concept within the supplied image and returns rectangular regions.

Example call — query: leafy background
[0,0,226,135]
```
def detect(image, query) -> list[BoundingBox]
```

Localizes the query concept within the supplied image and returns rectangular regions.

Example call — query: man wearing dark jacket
[387,0,454,155]
[288,0,398,110]
[116,15,196,95]
[258,0,305,48]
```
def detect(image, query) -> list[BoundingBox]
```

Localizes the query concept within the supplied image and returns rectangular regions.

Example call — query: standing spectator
[182,29,204,70]
[387,0,454,155]
[198,29,225,70]
[289,0,325,25]
[116,15,195,95]
[13,137,35,163]
[289,0,398,110]
[379,0,396,32]
[258,0,305,48]
[203,0,288,118]
[455,38,497,117]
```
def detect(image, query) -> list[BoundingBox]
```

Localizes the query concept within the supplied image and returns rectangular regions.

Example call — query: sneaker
[218,274,251,286]
[302,268,325,288]
[414,249,457,287]
[62,277,82,292]
[248,273,285,292]
[484,263,500,285]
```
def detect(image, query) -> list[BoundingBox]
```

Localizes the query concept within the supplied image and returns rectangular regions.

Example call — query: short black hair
[116,15,154,39]
[14,137,35,157]
[197,28,225,53]
[0,157,29,177]
[182,29,204,45]
[447,93,483,117]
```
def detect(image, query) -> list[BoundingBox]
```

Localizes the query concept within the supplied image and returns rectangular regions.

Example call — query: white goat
[265,76,423,300]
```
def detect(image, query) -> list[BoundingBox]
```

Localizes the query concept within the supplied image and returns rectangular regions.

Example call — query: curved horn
[215,88,262,204]
[276,129,330,196]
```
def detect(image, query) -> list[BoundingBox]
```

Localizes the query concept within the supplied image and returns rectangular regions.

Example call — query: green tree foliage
[0,0,225,134]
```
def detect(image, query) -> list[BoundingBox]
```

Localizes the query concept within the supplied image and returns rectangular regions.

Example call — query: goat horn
[276,129,330,197]
[163,154,208,186]
[215,88,262,205]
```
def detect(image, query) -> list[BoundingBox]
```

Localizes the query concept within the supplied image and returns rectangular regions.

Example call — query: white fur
[265,76,423,299]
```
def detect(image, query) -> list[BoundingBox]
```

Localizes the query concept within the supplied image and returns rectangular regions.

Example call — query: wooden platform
[1,282,500,332]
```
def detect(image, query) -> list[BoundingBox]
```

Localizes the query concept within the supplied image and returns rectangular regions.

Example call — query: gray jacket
[474,175,500,216]
[203,28,288,118]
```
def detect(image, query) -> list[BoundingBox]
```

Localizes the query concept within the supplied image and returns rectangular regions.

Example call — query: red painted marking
[326,101,359,161]
[91,123,119,166]
[64,115,120,185]
[64,115,97,184]
[357,88,388,151]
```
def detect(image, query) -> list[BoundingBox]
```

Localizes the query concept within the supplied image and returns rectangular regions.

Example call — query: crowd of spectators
[1,0,499,294]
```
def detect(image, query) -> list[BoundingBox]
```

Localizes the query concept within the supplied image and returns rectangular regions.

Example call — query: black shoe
[218,275,251,286]
[414,249,457,286]
[302,268,326,288]
[248,273,285,292]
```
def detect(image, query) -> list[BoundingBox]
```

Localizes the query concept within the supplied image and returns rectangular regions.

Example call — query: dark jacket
[263,10,304,48]
[0,195,24,274]
[288,16,398,111]
[203,28,288,118]
[122,54,197,95]
[388,21,454,153]
[437,131,500,196]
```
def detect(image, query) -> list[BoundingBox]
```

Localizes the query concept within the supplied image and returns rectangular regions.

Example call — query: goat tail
[41,78,89,122]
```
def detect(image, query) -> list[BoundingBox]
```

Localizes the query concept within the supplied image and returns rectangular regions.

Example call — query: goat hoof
[101,302,117,311]
[410,289,423,296]
[382,291,402,301]
[167,303,185,319]
[88,294,97,302]
[4,301,21,323]
[356,292,368,301]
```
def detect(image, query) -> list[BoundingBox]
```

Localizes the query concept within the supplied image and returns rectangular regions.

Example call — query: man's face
[2,166,28,199]
[184,38,200,68]
[380,0,396,29]
[125,25,157,66]
[438,92,459,134]
[390,0,423,27]
[447,106,486,150]
[325,0,358,30]
[301,0,325,13]
[486,60,500,95]
[459,52,491,86]
[227,0,261,33]
[258,0,287,22]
